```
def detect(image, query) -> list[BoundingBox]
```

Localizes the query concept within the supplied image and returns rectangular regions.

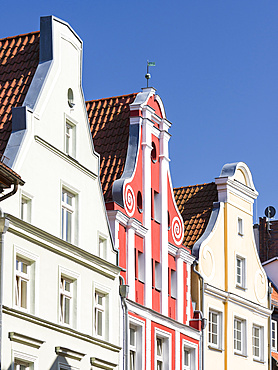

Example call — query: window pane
[65,297,70,324]
[66,211,72,242]
[184,349,189,365]
[130,327,135,346]
[21,280,27,308]
[97,310,103,336]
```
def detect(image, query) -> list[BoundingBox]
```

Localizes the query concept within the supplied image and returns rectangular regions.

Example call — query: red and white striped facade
[106,88,201,369]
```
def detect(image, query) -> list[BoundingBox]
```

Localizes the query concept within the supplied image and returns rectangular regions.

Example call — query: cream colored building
[175,162,272,370]
[0,16,121,369]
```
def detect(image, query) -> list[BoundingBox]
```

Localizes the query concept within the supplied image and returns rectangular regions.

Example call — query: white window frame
[13,350,37,370]
[94,283,110,340]
[253,324,264,362]
[64,115,77,158]
[182,339,198,370]
[238,217,243,236]
[98,232,107,260]
[234,316,246,356]
[61,184,78,245]
[154,328,171,370]
[60,276,73,326]
[58,266,79,329]
[14,247,38,315]
[20,191,32,223]
[129,317,145,370]
[272,320,277,351]
[235,254,246,289]
[208,309,222,349]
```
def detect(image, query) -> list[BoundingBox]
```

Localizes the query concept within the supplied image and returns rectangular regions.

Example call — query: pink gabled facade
[87,87,201,370]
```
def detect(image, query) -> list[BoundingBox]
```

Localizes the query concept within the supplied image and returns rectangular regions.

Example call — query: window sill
[253,358,265,364]
[236,284,247,291]
[208,345,223,352]
[234,351,247,358]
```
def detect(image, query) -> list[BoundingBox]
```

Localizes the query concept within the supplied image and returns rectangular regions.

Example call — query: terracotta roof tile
[174,183,218,248]
[0,31,40,156]
[86,93,138,202]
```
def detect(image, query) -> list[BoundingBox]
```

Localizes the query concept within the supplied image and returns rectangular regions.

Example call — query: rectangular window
[154,191,160,223]
[238,217,243,236]
[95,291,106,338]
[61,188,75,243]
[156,337,163,370]
[65,120,76,157]
[208,310,221,348]
[272,320,277,351]
[137,251,145,282]
[155,261,162,291]
[20,195,31,222]
[183,349,190,370]
[236,256,245,288]
[253,325,263,361]
[234,318,246,355]
[130,327,136,370]
[60,276,72,325]
[15,258,30,310]
[98,237,107,259]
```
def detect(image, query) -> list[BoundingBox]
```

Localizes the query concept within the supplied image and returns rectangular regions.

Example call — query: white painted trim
[35,136,98,179]
[58,265,80,330]
[12,349,38,370]
[129,315,146,370]
[205,284,271,317]
[4,305,121,352]
[127,300,201,341]
[7,215,120,279]
[182,338,199,370]
[13,245,39,315]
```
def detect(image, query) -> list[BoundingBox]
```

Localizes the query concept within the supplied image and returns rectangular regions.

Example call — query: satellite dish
[265,206,276,218]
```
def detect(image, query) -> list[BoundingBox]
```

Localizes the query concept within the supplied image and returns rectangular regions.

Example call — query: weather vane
[145,60,156,87]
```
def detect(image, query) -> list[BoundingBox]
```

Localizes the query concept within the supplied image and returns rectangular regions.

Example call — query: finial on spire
[145,61,156,87]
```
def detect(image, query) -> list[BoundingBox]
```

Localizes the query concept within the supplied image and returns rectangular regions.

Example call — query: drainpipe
[119,275,129,370]
[193,260,205,370]
[0,211,9,370]
[0,183,18,203]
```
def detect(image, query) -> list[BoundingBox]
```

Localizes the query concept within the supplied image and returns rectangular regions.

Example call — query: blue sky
[1,1,278,222]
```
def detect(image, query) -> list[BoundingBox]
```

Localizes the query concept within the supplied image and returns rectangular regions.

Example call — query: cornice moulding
[9,332,44,348]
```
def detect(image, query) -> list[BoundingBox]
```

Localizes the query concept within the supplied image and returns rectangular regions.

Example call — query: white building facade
[0,16,121,370]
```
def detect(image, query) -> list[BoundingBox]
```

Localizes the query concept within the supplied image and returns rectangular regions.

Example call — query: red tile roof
[174,183,218,248]
[0,31,40,156]
[272,352,278,362]
[86,93,138,202]
[0,160,24,187]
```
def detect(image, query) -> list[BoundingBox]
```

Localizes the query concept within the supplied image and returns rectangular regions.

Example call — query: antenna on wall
[145,61,156,87]
[264,206,276,260]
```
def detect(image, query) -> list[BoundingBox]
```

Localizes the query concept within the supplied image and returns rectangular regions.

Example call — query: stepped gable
[174,182,218,248]
[86,93,138,202]
[0,31,40,156]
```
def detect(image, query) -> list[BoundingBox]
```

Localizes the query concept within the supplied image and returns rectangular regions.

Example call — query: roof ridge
[0,30,40,42]
[174,182,215,190]
[86,92,139,104]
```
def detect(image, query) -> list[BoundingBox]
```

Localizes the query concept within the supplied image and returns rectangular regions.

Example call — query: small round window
[137,191,143,213]
[151,141,157,163]
[68,88,75,108]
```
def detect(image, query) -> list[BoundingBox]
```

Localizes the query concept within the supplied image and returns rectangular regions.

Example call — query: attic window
[68,88,74,108]
[151,142,157,163]
[137,191,143,213]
